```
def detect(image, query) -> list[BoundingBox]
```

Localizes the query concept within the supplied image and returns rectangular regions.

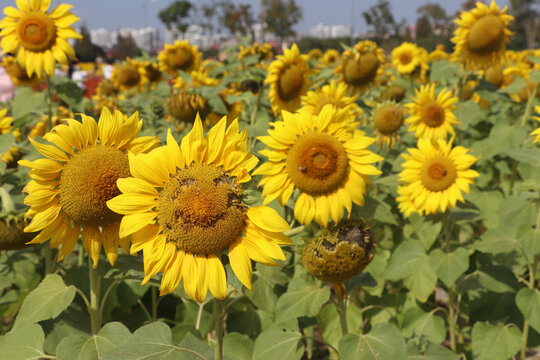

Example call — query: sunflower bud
[0,217,36,251]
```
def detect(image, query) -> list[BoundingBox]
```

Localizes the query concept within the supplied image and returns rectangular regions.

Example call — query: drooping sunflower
[166,90,209,128]
[111,58,148,92]
[405,84,459,140]
[254,105,383,228]
[299,80,363,125]
[158,39,201,76]
[1,55,40,87]
[451,0,514,69]
[531,106,540,143]
[335,40,384,95]
[0,0,81,78]
[19,108,160,266]
[397,138,479,216]
[107,116,291,301]
[372,102,405,148]
[392,42,425,75]
[264,43,311,115]
[379,83,407,103]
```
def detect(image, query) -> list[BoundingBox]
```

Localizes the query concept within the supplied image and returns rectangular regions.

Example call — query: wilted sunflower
[0,0,81,78]
[300,80,363,124]
[107,116,291,301]
[379,83,407,103]
[397,138,479,216]
[406,84,459,140]
[166,90,209,127]
[19,108,160,266]
[264,43,311,115]
[302,219,375,298]
[452,0,513,68]
[372,102,405,148]
[254,105,382,228]
[322,49,339,65]
[335,40,384,95]
[392,42,424,75]
[1,55,40,87]
[111,58,147,92]
[531,106,540,143]
[158,39,201,76]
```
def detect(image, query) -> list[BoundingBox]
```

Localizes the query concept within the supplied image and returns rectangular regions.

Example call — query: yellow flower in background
[406,84,459,140]
[254,105,382,228]
[335,40,384,95]
[397,138,479,216]
[428,45,449,62]
[238,42,274,62]
[372,102,405,148]
[265,43,311,115]
[392,42,424,75]
[0,0,81,78]
[0,108,21,165]
[531,106,540,143]
[300,80,363,125]
[111,58,148,92]
[158,39,201,76]
[322,49,339,65]
[451,0,513,68]
[1,55,41,87]
[19,108,160,266]
[107,116,291,301]
[174,69,219,89]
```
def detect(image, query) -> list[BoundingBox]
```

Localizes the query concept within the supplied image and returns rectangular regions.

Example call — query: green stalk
[45,75,53,132]
[521,83,538,127]
[334,293,349,336]
[443,213,457,352]
[89,261,101,334]
[213,299,224,360]
[151,286,158,321]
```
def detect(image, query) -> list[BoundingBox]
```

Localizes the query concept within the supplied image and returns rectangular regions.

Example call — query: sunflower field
[0,0,540,359]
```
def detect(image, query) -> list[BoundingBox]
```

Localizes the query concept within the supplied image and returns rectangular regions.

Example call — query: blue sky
[50,0,511,34]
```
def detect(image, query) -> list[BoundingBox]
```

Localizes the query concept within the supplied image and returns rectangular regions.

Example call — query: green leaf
[403,260,438,302]
[252,328,303,360]
[499,77,526,94]
[402,307,446,344]
[101,322,209,360]
[517,225,540,257]
[13,274,76,329]
[408,214,442,250]
[338,322,406,360]
[55,80,83,111]
[471,322,521,360]
[455,100,484,128]
[506,148,540,166]
[429,60,460,85]
[274,284,330,323]
[176,333,214,360]
[516,288,540,334]
[429,248,469,287]
[0,323,45,360]
[475,226,519,255]
[0,133,16,157]
[223,333,253,360]
[319,302,363,350]
[226,310,261,339]
[406,343,460,359]
[12,87,46,120]
[56,322,131,360]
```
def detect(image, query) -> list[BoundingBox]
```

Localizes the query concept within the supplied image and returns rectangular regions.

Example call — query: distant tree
[74,25,104,62]
[417,3,447,28]
[112,33,141,60]
[219,1,256,40]
[199,0,219,37]
[415,16,432,40]
[158,1,193,38]
[260,0,302,42]
[362,0,397,39]
[509,0,538,49]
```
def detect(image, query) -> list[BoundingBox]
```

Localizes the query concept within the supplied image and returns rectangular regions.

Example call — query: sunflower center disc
[157,164,247,255]
[374,104,403,134]
[399,52,413,65]
[118,65,141,87]
[168,48,193,71]
[18,13,57,52]
[278,64,304,101]
[145,64,161,82]
[485,65,504,87]
[468,15,504,54]
[421,102,445,127]
[343,53,379,87]
[59,145,130,226]
[286,132,349,195]
[421,156,457,192]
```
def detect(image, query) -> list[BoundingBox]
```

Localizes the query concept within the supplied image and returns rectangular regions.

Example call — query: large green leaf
[406,343,460,359]
[383,240,430,280]
[252,328,303,360]
[475,226,519,255]
[402,307,446,344]
[0,323,46,360]
[516,288,540,334]
[56,322,131,360]
[429,248,469,287]
[12,87,46,121]
[471,322,521,360]
[338,322,406,360]
[14,274,76,329]
[223,333,253,360]
[403,260,437,302]
[274,284,330,323]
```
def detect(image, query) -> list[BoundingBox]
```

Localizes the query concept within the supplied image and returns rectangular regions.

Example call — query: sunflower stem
[45,75,53,132]
[284,225,305,237]
[305,326,314,359]
[520,83,538,127]
[151,286,158,321]
[89,261,101,335]
[334,292,349,336]
[213,298,224,360]
[520,253,538,359]
[443,212,457,352]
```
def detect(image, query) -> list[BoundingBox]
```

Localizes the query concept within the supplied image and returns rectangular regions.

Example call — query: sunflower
[451,0,513,69]
[299,80,363,125]
[111,58,148,92]
[264,43,311,115]
[397,138,479,216]
[0,108,21,165]
[107,116,291,301]
[166,90,209,128]
[18,108,160,266]
[531,106,540,143]
[322,49,339,65]
[0,216,36,250]
[428,45,449,62]
[405,84,459,140]
[254,105,382,228]
[308,48,323,60]
[158,39,201,76]
[335,40,384,95]
[372,102,405,148]
[238,42,274,63]
[1,55,40,87]
[379,83,406,103]
[174,69,220,89]
[0,0,81,78]
[140,60,162,84]
[392,42,424,75]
